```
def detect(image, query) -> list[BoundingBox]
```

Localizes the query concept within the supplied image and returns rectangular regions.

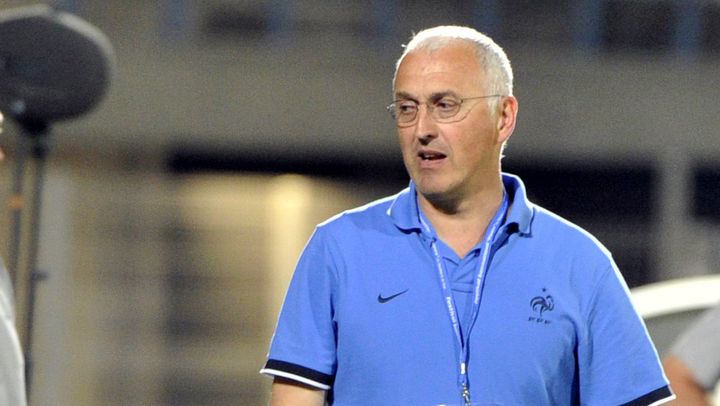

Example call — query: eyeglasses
[386,94,502,127]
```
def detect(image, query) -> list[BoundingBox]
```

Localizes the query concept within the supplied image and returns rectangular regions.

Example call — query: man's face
[394,42,508,205]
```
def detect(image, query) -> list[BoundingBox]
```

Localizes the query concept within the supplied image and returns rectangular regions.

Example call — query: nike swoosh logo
[377,289,409,303]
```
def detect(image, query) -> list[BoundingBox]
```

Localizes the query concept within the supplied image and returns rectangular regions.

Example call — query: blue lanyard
[419,192,509,405]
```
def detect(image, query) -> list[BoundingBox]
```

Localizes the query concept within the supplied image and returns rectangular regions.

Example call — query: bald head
[393,26,514,99]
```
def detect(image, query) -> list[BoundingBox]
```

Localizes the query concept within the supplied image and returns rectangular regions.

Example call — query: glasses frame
[386,94,502,127]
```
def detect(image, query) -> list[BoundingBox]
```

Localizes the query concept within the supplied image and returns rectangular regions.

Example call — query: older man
[261,26,673,405]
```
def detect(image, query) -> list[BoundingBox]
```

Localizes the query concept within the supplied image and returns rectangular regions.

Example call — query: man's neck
[419,182,504,259]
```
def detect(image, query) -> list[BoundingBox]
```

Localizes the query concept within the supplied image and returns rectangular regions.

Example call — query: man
[261,26,673,405]
[663,303,720,405]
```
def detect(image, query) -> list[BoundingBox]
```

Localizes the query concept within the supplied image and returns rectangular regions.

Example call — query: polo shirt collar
[387,181,423,232]
[388,172,535,236]
[501,173,534,235]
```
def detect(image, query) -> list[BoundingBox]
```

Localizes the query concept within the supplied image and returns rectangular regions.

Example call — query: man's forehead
[395,55,484,96]
[403,40,476,62]
[397,44,480,79]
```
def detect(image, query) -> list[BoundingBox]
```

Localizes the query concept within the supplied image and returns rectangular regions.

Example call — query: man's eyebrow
[394,90,460,101]
[394,91,416,101]
[429,91,459,100]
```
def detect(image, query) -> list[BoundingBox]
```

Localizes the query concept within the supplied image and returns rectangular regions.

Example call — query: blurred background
[0,0,719,404]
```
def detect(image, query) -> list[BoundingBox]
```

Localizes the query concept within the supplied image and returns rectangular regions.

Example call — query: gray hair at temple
[393,26,514,101]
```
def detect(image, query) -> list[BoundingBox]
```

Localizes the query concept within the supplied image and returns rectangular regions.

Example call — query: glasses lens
[434,99,462,121]
[388,102,417,126]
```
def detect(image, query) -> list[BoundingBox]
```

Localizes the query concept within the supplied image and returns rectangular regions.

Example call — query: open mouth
[418,151,446,161]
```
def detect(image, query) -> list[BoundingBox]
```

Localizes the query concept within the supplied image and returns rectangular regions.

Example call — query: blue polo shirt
[262,173,672,405]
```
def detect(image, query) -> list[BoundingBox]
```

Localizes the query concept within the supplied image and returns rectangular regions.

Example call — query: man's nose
[414,104,438,144]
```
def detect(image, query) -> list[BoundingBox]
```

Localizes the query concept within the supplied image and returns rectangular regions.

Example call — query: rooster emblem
[530,294,554,318]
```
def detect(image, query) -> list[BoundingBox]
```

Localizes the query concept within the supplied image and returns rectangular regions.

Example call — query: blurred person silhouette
[261,26,673,405]
[663,302,720,406]
[0,258,26,406]
[0,112,28,405]
[0,113,27,406]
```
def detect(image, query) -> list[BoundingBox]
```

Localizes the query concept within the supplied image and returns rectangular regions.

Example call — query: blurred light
[267,174,315,318]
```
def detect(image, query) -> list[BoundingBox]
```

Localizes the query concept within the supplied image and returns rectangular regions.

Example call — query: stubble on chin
[414,176,465,215]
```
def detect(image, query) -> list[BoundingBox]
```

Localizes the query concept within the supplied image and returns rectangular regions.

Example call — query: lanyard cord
[419,192,509,404]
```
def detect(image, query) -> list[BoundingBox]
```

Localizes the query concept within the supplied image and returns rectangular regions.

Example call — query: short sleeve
[670,303,720,390]
[260,227,337,390]
[578,264,673,405]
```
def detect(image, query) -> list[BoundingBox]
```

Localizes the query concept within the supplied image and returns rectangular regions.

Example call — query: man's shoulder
[317,191,403,231]
[528,204,611,257]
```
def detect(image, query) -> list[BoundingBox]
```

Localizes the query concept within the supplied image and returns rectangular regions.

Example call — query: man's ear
[497,96,518,144]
